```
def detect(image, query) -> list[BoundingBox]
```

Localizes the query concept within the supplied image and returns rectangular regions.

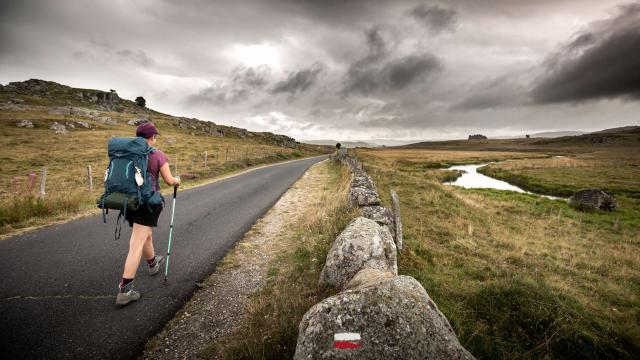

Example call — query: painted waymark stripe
[334,332,362,349]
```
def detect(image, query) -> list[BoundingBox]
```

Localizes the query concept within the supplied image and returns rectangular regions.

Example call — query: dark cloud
[115,49,154,67]
[341,26,441,96]
[342,53,442,95]
[381,55,442,89]
[186,65,271,106]
[452,75,528,111]
[271,62,323,96]
[2,0,638,140]
[71,39,157,68]
[532,2,640,103]
[408,3,459,34]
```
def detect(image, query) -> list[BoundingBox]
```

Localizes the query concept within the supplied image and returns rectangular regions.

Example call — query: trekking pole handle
[173,176,180,198]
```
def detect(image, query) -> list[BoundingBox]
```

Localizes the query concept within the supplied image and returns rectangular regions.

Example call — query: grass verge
[204,159,355,359]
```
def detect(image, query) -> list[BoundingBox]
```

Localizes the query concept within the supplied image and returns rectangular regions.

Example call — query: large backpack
[97,137,163,239]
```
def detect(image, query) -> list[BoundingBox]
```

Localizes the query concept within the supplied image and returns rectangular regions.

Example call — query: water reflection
[445,164,561,200]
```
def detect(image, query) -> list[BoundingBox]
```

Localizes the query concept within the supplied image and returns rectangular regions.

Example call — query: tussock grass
[356,148,640,359]
[0,192,93,231]
[207,160,355,360]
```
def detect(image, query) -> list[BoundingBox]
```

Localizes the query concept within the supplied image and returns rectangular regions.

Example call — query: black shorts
[125,204,163,227]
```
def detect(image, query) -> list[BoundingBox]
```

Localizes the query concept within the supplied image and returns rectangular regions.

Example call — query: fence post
[28,173,37,193]
[225,148,229,162]
[391,190,403,251]
[39,167,47,197]
[204,151,208,168]
[87,165,93,192]
[175,154,179,175]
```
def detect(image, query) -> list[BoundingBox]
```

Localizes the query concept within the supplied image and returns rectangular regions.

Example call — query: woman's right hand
[173,176,181,187]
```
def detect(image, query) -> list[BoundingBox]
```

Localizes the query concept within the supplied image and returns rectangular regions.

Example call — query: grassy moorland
[356,140,640,359]
[0,80,329,236]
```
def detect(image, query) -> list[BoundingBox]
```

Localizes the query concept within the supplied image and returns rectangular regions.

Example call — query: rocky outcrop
[3,79,121,110]
[95,116,116,125]
[294,276,475,360]
[570,189,618,211]
[62,121,90,129]
[16,120,34,128]
[70,107,98,117]
[50,122,67,134]
[319,217,397,289]
[127,117,149,126]
[2,79,307,150]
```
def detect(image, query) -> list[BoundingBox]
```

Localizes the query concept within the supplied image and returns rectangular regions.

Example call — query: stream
[445,163,562,200]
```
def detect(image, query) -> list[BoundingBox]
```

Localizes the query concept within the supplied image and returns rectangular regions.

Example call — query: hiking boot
[115,289,140,306]
[148,255,165,276]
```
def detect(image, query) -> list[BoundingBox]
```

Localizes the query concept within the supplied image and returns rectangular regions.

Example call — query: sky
[1,0,639,141]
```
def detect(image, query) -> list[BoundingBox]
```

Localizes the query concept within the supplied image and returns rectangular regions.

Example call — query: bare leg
[142,231,155,261]
[122,224,152,279]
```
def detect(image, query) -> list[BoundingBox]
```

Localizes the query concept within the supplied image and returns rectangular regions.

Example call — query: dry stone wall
[294,150,475,360]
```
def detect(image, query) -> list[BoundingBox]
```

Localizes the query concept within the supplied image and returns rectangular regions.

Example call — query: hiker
[116,122,181,306]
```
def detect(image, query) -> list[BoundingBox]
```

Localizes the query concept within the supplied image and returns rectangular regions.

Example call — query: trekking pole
[163,183,179,285]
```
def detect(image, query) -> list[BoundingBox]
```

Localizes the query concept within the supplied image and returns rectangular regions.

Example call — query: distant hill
[400,125,640,152]
[304,140,381,148]
[590,126,639,134]
[304,139,422,148]
[530,130,587,138]
[0,79,328,150]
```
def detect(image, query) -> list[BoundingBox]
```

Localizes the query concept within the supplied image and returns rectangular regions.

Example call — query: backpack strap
[136,159,142,206]
[114,197,128,241]
[115,212,123,240]
[100,197,107,223]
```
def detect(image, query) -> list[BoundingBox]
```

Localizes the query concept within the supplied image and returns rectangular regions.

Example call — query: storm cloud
[408,3,459,34]
[186,65,271,106]
[271,63,323,96]
[452,75,529,111]
[532,2,640,103]
[341,26,442,96]
[1,0,638,141]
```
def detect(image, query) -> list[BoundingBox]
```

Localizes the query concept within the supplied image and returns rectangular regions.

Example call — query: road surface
[0,155,328,359]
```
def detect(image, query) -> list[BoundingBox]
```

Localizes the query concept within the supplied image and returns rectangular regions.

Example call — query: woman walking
[116,122,181,306]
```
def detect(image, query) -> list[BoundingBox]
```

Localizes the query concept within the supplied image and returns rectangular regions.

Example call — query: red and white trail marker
[334,332,362,349]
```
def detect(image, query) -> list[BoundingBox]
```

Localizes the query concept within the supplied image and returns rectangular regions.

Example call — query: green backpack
[97,137,163,239]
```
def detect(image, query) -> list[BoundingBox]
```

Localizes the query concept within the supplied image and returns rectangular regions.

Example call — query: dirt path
[143,160,331,359]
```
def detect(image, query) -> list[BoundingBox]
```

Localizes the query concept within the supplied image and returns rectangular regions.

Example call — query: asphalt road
[0,155,327,359]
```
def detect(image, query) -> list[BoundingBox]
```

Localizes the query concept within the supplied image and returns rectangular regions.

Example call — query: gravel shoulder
[143,159,332,359]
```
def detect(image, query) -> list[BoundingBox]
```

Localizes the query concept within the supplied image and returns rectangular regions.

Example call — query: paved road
[0,155,327,359]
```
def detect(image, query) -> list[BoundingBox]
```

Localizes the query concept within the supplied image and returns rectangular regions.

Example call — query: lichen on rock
[319,217,397,289]
[295,276,475,360]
